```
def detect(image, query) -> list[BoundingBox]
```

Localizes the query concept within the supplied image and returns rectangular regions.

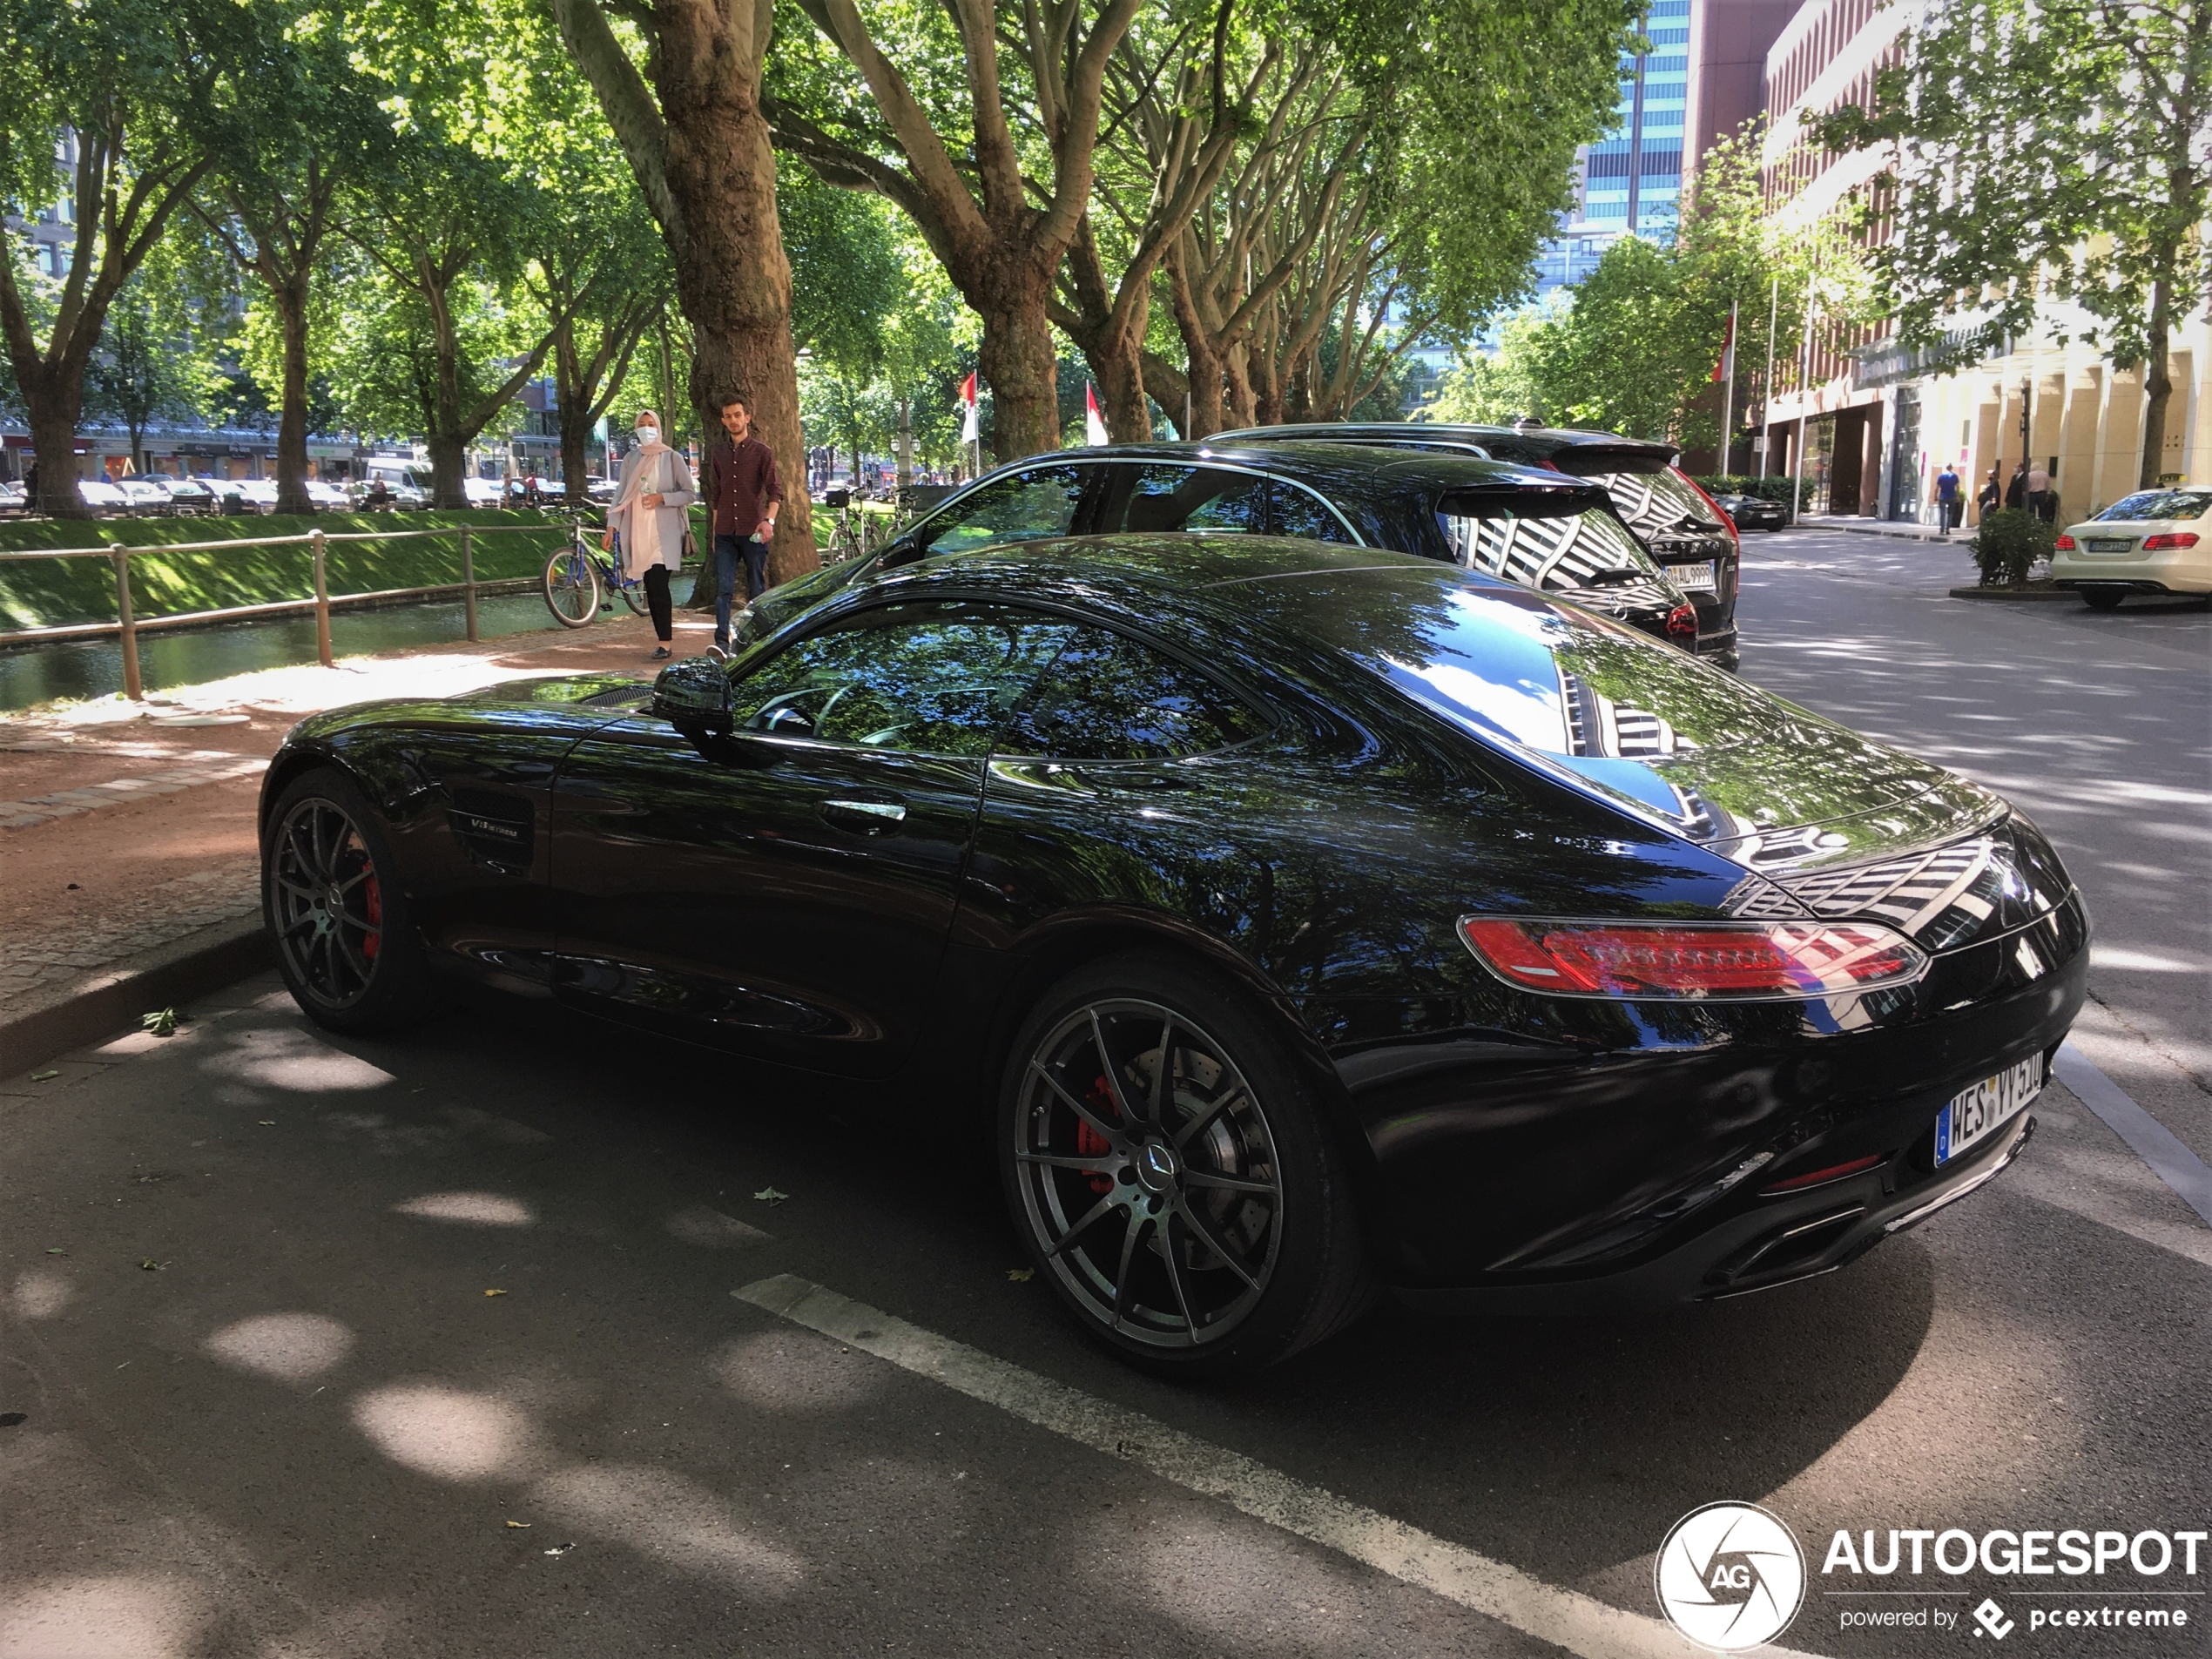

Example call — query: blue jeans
[713,533,769,648]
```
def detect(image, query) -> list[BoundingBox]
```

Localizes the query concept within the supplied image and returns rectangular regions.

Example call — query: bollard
[110,544,143,701]
[311,526,333,667]
[461,523,479,642]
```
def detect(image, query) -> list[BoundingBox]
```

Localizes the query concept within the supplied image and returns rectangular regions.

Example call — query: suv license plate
[2086,537,2135,553]
[1935,1055,2043,1165]
[1666,561,1716,591]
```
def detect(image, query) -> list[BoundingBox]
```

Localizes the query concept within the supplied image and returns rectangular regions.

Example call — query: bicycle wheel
[616,566,651,616]
[543,544,601,627]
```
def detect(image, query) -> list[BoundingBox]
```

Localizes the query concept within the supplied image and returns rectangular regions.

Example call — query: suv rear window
[1434,492,1662,590]
[1559,458,1726,544]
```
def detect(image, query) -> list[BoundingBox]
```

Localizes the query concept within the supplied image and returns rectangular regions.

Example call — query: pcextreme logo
[1655,1501,1809,1651]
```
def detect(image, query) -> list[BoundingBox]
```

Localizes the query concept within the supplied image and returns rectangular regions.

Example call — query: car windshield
[2095,489,2211,523]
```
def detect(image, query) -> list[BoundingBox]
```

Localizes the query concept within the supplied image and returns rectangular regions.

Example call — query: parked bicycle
[821,487,876,564]
[542,516,651,627]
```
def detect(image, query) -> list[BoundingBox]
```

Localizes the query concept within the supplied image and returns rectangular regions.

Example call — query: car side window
[1270,482,1359,544]
[1095,464,1268,535]
[914,467,1089,557]
[997,625,1269,761]
[730,602,1077,757]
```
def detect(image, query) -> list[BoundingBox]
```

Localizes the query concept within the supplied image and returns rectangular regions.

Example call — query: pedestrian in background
[1976,466,2001,521]
[604,408,696,662]
[2027,460,2054,523]
[1935,462,1960,533]
[705,391,785,654]
[2005,462,2028,511]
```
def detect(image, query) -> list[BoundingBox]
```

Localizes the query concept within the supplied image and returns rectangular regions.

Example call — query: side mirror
[880,536,922,570]
[651,655,735,734]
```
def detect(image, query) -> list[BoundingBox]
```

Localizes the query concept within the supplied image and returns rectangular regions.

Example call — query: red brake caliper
[1078,1076,1116,1193]
[361,869,382,960]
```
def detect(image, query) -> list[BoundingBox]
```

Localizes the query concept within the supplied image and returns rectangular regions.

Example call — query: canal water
[0,581,702,713]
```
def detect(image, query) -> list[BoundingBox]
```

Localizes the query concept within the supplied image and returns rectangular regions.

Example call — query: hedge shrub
[1969,508,2055,588]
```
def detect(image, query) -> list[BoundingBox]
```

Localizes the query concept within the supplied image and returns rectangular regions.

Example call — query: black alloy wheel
[263,770,431,1034]
[1001,954,1371,1377]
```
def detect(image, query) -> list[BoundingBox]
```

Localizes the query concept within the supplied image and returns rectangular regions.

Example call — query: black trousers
[644,564,672,640]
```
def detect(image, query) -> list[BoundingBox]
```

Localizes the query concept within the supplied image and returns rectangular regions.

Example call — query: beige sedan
[2051,486,2212,608]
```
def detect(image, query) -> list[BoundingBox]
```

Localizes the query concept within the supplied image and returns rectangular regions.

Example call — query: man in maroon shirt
[705,391,785,651]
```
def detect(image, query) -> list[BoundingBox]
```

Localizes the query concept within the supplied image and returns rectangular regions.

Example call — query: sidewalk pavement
[0,610,708,1073]
[1793,513,1961,542]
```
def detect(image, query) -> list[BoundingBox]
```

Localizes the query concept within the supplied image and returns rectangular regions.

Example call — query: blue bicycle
[542,517,651,627]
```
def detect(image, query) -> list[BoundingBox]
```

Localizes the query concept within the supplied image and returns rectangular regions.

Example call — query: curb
[0,914,273,1076]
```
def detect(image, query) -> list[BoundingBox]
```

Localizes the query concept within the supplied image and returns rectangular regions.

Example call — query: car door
[548,599,1081,1076]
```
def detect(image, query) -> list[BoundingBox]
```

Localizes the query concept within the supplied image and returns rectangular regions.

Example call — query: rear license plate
[2085,537,2135,553]
[1666,562,1716,591]
[1935,1055,2043,1165]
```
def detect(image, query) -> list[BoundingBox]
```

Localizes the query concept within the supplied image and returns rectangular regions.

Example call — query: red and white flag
[1710,311,1736,383]
[1085,382,1109,446]
[958,371,980,444]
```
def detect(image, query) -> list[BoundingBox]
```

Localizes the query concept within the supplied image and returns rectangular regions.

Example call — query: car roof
[1025,439,1578,496]
[848,529,1540,644]
[1215,421,1679,466]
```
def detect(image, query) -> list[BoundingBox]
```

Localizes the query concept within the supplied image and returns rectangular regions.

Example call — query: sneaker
[651,646,671,661]
[706,644,729,662]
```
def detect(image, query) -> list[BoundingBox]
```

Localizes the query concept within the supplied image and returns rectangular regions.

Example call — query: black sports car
[1713,492,1790,532]
[261,536,2084,1378]
[751,442,1710,664]
[1220,421,1745,670]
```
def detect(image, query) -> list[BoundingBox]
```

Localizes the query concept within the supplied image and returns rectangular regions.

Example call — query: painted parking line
[736,1273,1817,1659]
[2054,1043,2212,1228]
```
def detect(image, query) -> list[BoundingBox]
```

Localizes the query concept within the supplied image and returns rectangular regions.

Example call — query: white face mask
[634,425,658,447]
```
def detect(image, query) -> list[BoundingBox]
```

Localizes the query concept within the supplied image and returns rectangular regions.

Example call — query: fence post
[312,526,333,667]
[110,543,143,701]
[461,523,479,642]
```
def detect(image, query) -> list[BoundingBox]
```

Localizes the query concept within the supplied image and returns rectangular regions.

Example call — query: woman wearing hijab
[603,408,697,660]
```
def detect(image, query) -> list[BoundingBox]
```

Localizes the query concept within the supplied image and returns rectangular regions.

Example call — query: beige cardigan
[608,448,698,577]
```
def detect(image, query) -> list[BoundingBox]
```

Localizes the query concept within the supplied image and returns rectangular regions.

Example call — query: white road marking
[736,1273,1819,1659]
[2054,1043,2212,1228]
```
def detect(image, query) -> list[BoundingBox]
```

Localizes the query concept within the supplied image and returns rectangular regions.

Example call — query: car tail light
[1665,604,1699,644]
[1763,1153,1885,1194]
[2143,532,2199,550]
[1676,468,1743,550]
[2054,533,2075,550]
[1456,917,1930,1001]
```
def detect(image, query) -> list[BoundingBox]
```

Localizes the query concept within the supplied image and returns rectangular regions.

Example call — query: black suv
[1219,422,1743,670]
[742,442,1706,658]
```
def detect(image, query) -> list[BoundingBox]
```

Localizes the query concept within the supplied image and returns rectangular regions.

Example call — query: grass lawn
[0,509,605,631]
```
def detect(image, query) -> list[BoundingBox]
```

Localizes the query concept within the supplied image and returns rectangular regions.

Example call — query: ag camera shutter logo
[1656,1501,1808,1650]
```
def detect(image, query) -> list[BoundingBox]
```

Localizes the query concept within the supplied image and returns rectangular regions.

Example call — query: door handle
[820,798,907,831]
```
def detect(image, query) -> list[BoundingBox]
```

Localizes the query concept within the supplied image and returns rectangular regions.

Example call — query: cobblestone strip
[0,859,262,1017]
[0,756,266,830]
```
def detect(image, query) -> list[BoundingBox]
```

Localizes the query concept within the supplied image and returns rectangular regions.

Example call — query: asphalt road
[3,534,2207,1659]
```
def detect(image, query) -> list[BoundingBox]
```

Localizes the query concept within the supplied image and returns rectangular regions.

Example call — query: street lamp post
[2018,376,2032,507]
[1757,275,1779,480]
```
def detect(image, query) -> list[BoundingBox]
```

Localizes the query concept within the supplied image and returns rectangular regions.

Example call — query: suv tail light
[1456,917,1930,1001]
[1666,604,1699,645]
[2143,532,2199,550]
[1676,468,1742,550]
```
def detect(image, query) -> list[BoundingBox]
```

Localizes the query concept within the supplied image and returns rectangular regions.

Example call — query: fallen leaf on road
[484,1288,508,1297]
[30,1070,58,1082]
[257,1120,276,1126]
[543,1544,575,1556]
[45,1247,65,1255]
[141,1008,179,1037]
[753,1187,788,1206]
[1006,1268,1034,1282]
[506,1520,531,1528]
[138,1258,166,1271]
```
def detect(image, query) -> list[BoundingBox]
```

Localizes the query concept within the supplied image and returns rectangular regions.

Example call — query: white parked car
[307,478,353,510]
[118,477,173,514]
[2051,487,2212,610]
[233,479,280,512]
[78,478,129,512]
[462,475,506,507]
